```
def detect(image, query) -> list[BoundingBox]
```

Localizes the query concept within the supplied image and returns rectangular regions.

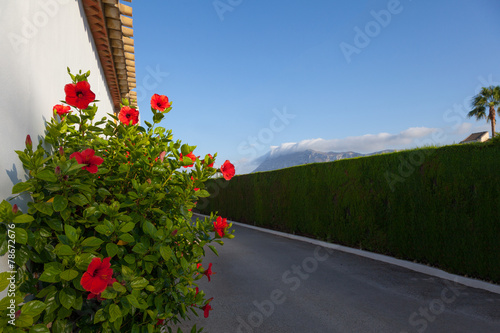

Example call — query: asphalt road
[170,223,500,333]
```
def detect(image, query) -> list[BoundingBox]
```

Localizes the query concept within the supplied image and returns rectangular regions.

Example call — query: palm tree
[468,85,500,138]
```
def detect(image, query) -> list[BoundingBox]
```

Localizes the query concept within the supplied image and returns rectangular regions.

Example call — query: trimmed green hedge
[198,141,500,283]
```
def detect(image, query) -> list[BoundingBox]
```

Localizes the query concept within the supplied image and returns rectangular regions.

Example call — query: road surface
[170,222,500,333]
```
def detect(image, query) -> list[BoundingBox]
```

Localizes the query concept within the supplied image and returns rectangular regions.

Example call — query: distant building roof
[82,0,137,112]
[460,131,489,144]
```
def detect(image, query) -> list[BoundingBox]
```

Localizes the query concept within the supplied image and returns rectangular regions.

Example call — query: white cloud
[235,124,496,174]
[267,126,438,158]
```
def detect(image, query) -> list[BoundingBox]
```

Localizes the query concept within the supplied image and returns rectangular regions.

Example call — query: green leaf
[100,288,117,300]
[60,270,78,281]
[142,221,158,237]
[0,272,11,292]
[208,245,219,256]
[73,295,82,311]
[108,304,122,323]
[112,282,127,293]
[153,112,165,124]
[126,294,147,309]
[124,254,135,265]
[60,208,71,221]
[57,303,72,319]
[15,244,30,266]
[21,300,47,316]
[44,290,59,314]
[95,225,111,235]
[94,309,106,324]
[119,233,135,243]
[121,265,134,280]
[75,253,94,270]
[67,162,85,173]
[36,285,56,299]
[160,246,173,261]
[68,194,88,206]
[130,277,149,290]
[12,181,32,194]
[46,218,63,232]
[59,288,76,309]
[15,228,28,244]
[97,188,111,197]
[36,169,58,182]
[180,257,189,271]
[120,222,135,233]
[132,243,148,255]
[54,244,75,256]
[39,265,62,283]
[13,214,35,224]
[113,315,123,331]
[30,324,51,333]
[52,318,71,333]
[81,236,104,248]
[106,243,119,258]
[16,314,34,327]
[0,199,12,217]
[196,190,210,198]
[53,195,68,212]
[64,225,78,244]
[34,202,54,216]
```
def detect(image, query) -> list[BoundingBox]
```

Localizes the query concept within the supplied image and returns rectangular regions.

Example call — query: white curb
[193,213,500,295]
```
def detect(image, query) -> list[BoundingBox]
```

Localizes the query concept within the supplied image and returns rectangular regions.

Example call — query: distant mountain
[252,149,394,173]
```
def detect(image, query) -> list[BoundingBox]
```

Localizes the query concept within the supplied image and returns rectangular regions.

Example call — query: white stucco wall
[0,0,115,286]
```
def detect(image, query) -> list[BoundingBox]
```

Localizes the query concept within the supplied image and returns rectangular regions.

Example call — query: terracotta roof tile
[81,0,137,110]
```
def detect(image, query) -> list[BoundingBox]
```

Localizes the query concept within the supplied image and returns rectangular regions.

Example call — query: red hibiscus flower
[87,276,116,300]
[118,106,139,126]
[203,263,213,282]
[80,257,114,295]
[70,148,104,174]
[64,81,95,109]
[220,160,235,180]
[150,94,171,112]
[202,154,215,168]
[201,298,213,318]
[53,104,72,118]
[213,216,228,238]
[180,152,197,168]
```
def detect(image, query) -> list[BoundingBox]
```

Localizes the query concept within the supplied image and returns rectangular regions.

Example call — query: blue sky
[133,0,500,173]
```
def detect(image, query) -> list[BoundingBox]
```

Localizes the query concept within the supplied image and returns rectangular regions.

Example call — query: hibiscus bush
[0,69,235,332]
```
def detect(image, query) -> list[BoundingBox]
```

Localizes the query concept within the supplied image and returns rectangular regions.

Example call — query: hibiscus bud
[63,175,69,181]
[25,135,32,150]
[159,151,166,162]
[171,229,178,236]
[15,310,21,319]
[59,147,64,156]
[55,166,61,175]
[12,204,18,214]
